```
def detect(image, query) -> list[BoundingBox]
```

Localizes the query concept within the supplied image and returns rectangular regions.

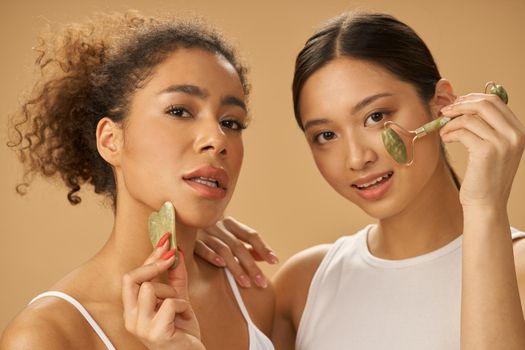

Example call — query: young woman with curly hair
[0,12,274,350]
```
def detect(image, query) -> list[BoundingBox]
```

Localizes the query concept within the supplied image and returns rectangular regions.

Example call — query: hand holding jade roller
[382,82,509,166]
[148,201,178,269]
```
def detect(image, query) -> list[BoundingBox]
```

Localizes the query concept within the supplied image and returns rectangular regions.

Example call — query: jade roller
[148,201,178,269]
[382,82,509,166]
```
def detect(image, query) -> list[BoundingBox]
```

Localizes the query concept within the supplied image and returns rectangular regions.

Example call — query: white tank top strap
[224,269,275,350]
[29,291,116,350]
[224,269,254,323]
[511,227,525,240]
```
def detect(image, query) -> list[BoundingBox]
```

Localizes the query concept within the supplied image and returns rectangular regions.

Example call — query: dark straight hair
[292,12,461,188]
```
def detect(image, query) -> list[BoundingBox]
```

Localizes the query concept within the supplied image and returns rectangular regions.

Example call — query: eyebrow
[351,93,393,114]
[303,118,331,131]
[160,84,208,98]
[303,93,393,131]
[159,84,247,112]
[222,95,247,112]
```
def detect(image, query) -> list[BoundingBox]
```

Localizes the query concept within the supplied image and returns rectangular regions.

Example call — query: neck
[93,190,200,299]
[369,161,464,259]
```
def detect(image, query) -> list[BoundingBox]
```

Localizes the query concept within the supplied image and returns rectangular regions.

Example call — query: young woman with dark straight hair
[203,12,525,350]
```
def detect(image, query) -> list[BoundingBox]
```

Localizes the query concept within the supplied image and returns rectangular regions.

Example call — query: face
[298,57,443,219]
[117,48,247,228]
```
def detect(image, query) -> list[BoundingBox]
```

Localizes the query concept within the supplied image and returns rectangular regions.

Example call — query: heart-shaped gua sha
[148,201,178,269]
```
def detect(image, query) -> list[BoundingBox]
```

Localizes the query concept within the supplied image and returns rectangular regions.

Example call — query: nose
[344,134,376,171]
[194,120,228,157]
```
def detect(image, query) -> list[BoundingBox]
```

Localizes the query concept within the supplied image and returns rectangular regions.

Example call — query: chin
[344,189,410,221]
[174,205,225,229]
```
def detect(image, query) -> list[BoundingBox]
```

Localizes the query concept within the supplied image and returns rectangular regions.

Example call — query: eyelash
[165,105,192,118]
[364,111,391,126]
[313,131,337,145]
[220,119,247,131]
[165,105,247,132]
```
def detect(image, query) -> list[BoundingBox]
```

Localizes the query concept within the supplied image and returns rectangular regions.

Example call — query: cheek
[229,139,244,176]
[312,148,345,190]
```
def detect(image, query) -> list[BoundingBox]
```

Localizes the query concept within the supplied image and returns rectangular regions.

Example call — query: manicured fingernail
[254,274,268,288]
[156,232,171,248]
[161,248,176,261]
[214,256,226,266]
[239,275,251,288]
[267,252,279,264]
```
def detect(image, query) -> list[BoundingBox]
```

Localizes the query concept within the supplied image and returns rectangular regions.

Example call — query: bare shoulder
[273,244,332,325]
[273,244,332,293]
[0,296,93,350]
[239,276,275,337]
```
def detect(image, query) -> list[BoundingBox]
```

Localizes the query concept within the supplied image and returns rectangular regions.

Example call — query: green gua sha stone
[487,83,509,104]
[148,201,178,269]
[382,125,408,164]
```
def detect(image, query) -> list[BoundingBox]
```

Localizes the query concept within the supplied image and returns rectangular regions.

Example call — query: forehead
[144,47,245,97]
[301,58,400,101]
[299,57,415,119]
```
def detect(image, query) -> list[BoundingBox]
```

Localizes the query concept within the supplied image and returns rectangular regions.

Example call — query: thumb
[167,249,190,300]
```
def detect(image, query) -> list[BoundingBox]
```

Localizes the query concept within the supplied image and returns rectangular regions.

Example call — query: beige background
[1,0,524,332]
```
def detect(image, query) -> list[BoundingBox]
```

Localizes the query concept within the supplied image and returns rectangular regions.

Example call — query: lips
[183,166,229,200]
[351,171,394,201]
[352,171,394,190]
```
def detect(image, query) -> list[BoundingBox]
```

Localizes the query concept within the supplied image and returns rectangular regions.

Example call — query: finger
[441,94,518,134]
[440,113,499,142]
[211,223,269,288]
[136,282,158,332]
[222,217,279,264]
[194,239,227,267]
[150,298,198,339]
[143,233,172,266]
[201,228,254,288]
[167,249,190,300]
[122,253,176,311]
[441,127,488,153]
[198,229,251,288]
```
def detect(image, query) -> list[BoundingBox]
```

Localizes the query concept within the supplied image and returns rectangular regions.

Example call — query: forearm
[461,207,525,349]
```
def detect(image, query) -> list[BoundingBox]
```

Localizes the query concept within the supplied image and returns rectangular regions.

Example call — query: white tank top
[29,269,274,350]
[296,225,525,350]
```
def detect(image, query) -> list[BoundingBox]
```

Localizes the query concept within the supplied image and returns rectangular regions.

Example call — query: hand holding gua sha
[381,81,509,166]
[148,201,178,269]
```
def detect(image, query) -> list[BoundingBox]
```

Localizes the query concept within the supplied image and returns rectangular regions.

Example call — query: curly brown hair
[7,11,249,208]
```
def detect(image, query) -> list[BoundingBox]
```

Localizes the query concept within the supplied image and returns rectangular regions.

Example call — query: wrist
[462,205,510,232]
[462,203,507,218]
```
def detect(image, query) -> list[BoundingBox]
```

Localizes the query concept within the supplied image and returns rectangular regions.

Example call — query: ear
[96,117,123,167]
[431,79,456,117]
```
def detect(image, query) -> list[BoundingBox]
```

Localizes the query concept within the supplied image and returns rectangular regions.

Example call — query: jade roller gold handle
[382,82,509,166]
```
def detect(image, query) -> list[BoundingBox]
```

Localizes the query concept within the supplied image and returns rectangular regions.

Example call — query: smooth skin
[202,57,525,349]
[0,48,274,350]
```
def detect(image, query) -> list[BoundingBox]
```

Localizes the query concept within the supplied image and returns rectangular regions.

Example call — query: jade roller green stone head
[148,201,178,268]
[485,81,508,104]
[382,82,509,166]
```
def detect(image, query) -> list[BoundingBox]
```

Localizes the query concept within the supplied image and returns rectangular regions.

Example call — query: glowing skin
[298,57,445,220]
[117,48,247,230]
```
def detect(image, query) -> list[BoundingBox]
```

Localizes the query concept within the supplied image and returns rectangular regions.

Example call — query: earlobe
[96,117,122,166]
[432,79,456,115]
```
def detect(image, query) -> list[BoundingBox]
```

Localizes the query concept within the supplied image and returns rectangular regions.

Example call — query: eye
[364,111,386,126]
[220,119,247,131]
[314,131,337,144]
[165,105,192,118]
